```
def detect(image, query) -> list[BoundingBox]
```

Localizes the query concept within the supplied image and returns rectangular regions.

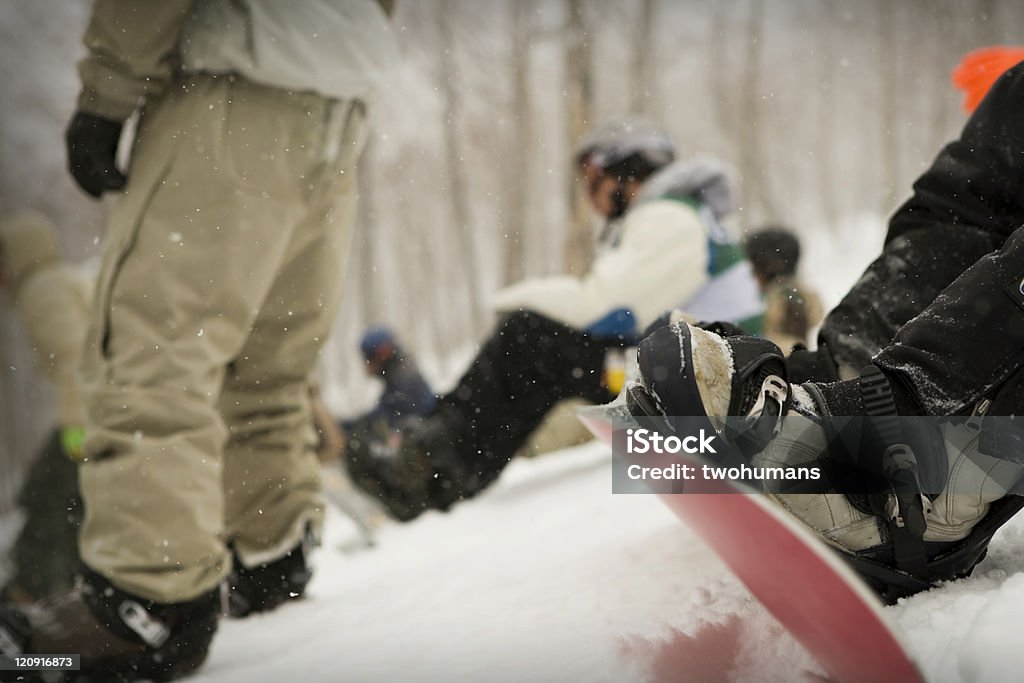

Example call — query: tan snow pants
[78,74,366,602]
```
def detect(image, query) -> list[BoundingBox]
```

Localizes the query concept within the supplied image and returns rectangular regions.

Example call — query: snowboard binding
[632,322,791,457]
[630,325,1024,604]
[842,495,1024,604]
[832,369,1024,602]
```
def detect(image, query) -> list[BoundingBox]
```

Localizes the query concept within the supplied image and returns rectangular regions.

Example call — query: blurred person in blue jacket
[355,327,437,428]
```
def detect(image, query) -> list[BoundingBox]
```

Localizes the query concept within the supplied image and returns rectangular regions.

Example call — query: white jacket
[181,0,400,102]
[491,156,766,333]
[491,198,709,331]
[77,0,399,121]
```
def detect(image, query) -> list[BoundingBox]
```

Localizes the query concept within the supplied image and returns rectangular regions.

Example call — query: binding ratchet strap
[730,359,789,458]
[119,601,170,648]
[860,366,929,580]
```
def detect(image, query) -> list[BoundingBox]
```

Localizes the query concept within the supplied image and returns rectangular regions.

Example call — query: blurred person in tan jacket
[0,1,398,679]
[743,226,824,353]
[0,211,91,604]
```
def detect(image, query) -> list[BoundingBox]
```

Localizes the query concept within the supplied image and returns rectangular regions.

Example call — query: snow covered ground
[191,441,1024,683]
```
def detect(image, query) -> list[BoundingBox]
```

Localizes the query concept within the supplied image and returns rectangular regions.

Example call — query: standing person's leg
[220,97,366,615]
[0,77,357,681]
[0,75,320,678]
[77,75,312,605]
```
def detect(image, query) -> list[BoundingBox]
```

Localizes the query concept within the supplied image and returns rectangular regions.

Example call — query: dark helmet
[744,227,801,281]
[359,326,397,359]
[575,120,675,183]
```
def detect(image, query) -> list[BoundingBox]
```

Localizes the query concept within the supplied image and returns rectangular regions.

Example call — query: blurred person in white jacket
[346,120,763,522]
[0,1,398,679]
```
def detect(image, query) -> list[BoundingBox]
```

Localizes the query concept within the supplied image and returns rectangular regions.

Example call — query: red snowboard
[579,404,924,683]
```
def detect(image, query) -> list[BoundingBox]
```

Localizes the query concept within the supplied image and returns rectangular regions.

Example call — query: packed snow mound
[192,441,1024,683]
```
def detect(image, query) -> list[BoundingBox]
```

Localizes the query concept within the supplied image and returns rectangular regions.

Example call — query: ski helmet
[575,120,676,183]
[743,227,801,281]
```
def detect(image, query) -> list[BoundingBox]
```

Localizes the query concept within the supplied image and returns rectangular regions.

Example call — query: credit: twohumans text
[625,462,821,482]
[619,426,820,487]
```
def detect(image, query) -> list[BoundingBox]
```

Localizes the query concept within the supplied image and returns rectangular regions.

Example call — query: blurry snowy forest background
[2,0,1022,510]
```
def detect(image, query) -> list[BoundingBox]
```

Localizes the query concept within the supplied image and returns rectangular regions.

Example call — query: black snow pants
[817,225,997,374]
[435,311,627,491]
[802,61,1024,398]
[812,225,1024,471]
[873,225,1024,421]
[4,431,83,600]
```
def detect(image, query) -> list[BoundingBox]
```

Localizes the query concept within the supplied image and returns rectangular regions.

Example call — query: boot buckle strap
[747,374,788,420]
[118,601,170,648]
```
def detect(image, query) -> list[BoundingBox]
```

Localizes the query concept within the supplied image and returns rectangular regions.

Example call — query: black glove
[786,343,839,384]
[697,320,747,338]
[641,311,673,339]
[65,111,127,198]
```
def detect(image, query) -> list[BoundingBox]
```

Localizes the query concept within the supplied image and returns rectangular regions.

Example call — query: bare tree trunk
[0,334,22,513]
[564,0,593,276]
[737,0,773,228]
[400,174,448,364]
[877,0,901,214]
[630,0,656,115]
[926,0,956,152]
[709,2,736,155]
[355,140,379,327]
[502,0,531,285]
[438,6,484,332]
[974,0,999,43]
[814,2,839,232]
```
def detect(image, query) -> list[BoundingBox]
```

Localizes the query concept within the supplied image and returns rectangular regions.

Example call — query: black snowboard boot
[343,416,436,521]
[227,531,315,618]
[631,320,790,457]
[343,408,476,522]
[0,569,219,682]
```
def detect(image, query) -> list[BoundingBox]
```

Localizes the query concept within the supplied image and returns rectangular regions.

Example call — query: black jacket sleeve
[887,62,1024,247]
